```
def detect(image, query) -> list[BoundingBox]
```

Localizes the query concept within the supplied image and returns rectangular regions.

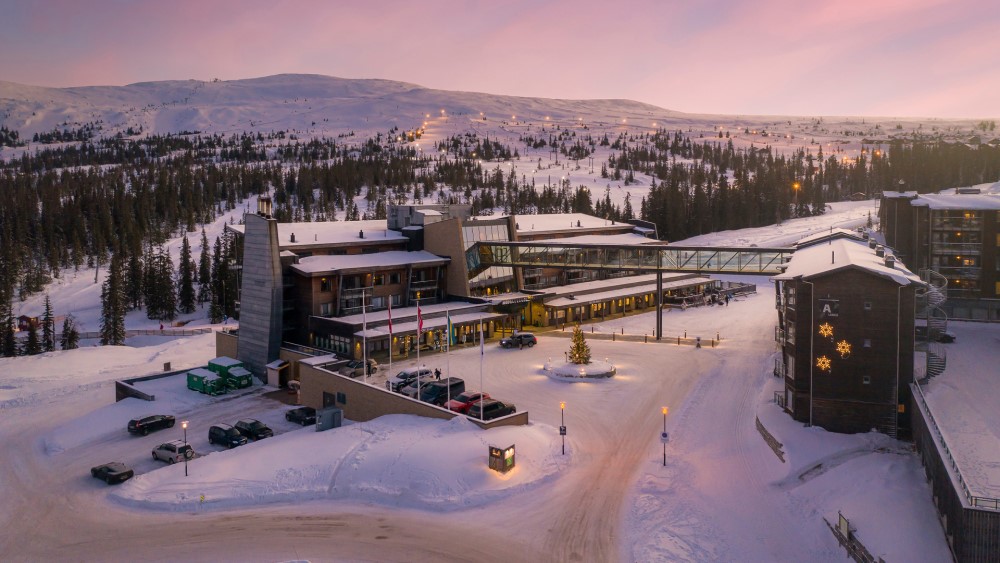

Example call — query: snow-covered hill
[2,73,994,153]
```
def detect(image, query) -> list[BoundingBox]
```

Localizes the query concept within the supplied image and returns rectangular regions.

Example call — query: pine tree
[568,324,591,365]
[60,314,80,350]
[1,297,16,357]
[41,295,55,352]
[177,236,196,314]
[197,228,212,305]
[100,251,127,346]
[24,323,41,355]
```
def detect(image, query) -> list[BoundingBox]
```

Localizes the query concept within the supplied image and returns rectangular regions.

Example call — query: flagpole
[362,294,368,385]
[387,300,393,381]
[446,308,451,406]
[479,316,484,422]
[416,301,422,400]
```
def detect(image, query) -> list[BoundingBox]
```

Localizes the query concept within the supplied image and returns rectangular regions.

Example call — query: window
[371,295,386,309]
[863,339,872,348]
[391,294,402,306]
[319,303,332,316]
[373,274,386,286]
[863,300,872,311]
[390,273,401,285]
[863,376,871,385]
[320,278,331,292]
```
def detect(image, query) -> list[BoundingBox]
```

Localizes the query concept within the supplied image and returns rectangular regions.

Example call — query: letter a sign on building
[819,298,840,318]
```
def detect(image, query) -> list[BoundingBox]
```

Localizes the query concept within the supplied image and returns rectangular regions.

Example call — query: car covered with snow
[385,367,434,393]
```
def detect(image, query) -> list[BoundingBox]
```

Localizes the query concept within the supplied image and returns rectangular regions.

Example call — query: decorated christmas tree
[568,324,591,364]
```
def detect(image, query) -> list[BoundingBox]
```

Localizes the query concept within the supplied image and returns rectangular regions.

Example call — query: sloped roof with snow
[910,193,1000,210]
[229,219,406,248]
[291,250,448,275]
[773,238,921,286]
[794,228,864,248]
[526,233,660,246]
[511,213,634,235]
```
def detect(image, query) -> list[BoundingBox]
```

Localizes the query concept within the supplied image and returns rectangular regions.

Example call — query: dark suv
[127,414,175,436]
[417,378,466,406]
[500,333,537,348]
[91,462,134,484]
[234,419,273,440]
[285,406,317,426]
[468,399,516,420]
[208,424,248,448]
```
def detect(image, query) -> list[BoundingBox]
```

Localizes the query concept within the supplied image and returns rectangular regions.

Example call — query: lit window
[863,376,871,385]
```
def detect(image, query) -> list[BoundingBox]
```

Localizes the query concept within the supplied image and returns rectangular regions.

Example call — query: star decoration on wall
[836,340,852,358]
[816,355,832,371]
[818,322,834,338]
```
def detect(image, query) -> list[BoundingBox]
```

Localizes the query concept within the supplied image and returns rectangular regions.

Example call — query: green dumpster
[224,366,253,390]
[207,356,244,378]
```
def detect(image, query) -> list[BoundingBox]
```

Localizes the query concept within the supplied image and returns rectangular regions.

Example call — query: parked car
[938,331,956,343]
[467,399,517,421]
[234,419,273,440]
[386,367,434,393]
[417,377,466,406]
[90,462,134,485]
[285,406,317,426]
[127,414,175,436]
[339,358,378,378]
[499,333,537,348]
[445,391,490,414]
[208,423,248,448]
[152,440,194,464]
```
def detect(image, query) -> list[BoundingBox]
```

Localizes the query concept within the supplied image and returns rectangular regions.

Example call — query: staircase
[916,269,948,385]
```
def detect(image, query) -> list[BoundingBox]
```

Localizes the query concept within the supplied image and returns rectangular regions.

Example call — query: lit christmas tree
[568,324,591,365]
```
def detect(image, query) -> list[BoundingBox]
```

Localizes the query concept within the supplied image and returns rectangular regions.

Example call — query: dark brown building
[774,235,923,437]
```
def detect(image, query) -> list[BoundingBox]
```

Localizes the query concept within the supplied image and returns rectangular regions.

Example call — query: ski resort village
[3,28,1000,563]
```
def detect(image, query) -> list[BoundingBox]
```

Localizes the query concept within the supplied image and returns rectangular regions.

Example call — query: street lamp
[559,402,566,455]
[661,407,669,467]
[181,420,189,477]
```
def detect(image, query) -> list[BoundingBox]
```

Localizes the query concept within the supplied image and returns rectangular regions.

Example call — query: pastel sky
[1,0,998,118]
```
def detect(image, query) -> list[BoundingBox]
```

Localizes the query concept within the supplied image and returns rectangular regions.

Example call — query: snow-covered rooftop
[229,219,406,248]
[542,273,700,297]
[773,238,921,286]
[291,250,449,275]
[511,213,634,235]
[355,311,507,338]
[332,301,485,325]
[545,276,713,308]
[910,193,1000,210]
[794,228,864,248]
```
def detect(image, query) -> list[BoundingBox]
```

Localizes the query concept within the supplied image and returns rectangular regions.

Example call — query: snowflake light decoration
[836,340,852,358]
[818,323,834,338]
[816,355,832,371]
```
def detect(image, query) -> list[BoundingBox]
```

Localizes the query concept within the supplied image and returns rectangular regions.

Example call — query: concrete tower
[236,197,283,378]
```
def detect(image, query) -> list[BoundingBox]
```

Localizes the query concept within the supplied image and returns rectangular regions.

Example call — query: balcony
[931,218,982,230]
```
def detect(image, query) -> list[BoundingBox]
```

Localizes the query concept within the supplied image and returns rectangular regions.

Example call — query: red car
[445,391,491,414]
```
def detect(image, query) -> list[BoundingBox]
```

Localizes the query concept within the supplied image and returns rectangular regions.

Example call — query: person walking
[434,368,441,380]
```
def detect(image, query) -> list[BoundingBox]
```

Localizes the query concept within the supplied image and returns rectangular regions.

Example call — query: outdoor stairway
[916,269,948,386]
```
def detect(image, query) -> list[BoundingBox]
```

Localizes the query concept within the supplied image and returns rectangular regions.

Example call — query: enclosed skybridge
[467,241,794,340]
[467,242,794,278]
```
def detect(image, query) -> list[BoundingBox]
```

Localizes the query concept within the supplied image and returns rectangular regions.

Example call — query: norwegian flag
[417,304,423,333]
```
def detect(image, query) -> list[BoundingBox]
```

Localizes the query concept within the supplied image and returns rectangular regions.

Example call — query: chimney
[359,229,365,239]
[290,232,296,243]
[875,245,885,257]
[868,239,877,249]
[831,251,835,264]
[885,255,895,269]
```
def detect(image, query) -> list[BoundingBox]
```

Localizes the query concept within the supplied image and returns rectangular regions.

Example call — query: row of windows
[319,273,403,292]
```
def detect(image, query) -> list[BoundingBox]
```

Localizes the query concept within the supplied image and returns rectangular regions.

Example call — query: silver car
[152,440,194,464]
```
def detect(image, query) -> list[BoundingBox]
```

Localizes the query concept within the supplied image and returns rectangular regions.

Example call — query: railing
[931,218,982,230]
[73,328,213,339]
[773,358,785,378]
[912,383,1000,512]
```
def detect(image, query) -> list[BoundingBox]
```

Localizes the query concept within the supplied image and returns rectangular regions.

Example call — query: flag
[446,310,453,347]
[479,319,484,356]
[417,304,423,334]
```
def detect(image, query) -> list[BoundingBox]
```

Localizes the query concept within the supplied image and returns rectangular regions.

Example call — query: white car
[152,440,194,464]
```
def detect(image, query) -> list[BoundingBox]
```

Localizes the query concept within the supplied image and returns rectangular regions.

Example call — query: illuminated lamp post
[661,407,669,466]
[181,420,189,477]
[560,402,566,455]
